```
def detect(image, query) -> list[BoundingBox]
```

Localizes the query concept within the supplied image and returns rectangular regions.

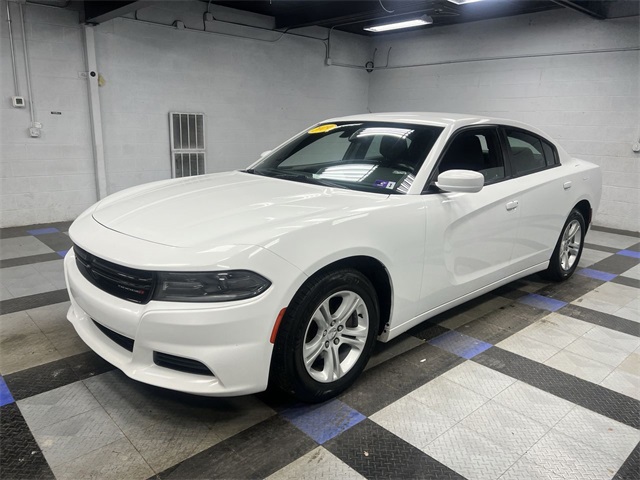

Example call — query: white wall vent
[169,112,206,178]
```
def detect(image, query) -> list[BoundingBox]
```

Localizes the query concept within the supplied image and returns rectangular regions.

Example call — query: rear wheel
[544,209,585,281]
[271,269,379,403]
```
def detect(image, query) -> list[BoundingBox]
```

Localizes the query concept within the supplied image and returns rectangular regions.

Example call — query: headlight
[153,270,271,302]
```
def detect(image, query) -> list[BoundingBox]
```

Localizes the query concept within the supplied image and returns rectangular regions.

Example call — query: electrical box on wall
[11,96,25,108]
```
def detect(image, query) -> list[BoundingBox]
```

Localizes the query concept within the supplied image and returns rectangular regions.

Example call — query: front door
[417,127,520,315]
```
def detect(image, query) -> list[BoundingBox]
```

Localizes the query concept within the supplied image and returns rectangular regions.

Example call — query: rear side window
[505,129,549,176]
[541,140,559,166]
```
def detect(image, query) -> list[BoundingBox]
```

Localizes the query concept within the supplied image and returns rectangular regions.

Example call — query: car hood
[92,171,388,248]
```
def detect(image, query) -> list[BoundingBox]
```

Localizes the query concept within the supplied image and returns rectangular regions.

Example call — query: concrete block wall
[94,1,371,193]
[0,1,96,226]
[369,9,640,231]
[1,2,639,231]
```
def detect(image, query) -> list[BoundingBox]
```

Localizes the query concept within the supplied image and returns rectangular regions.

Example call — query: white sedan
[64,113,601,402]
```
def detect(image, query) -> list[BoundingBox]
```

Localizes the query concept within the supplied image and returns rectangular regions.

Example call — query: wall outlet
[29,127,41,138]
[11,96,25,108]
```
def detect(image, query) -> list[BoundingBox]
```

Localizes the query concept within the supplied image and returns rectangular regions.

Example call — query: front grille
[74,245,155,304]
[93,320,134,352]
[153,352,214,376]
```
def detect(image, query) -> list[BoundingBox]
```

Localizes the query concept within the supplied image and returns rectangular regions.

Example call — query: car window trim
[501,126,562,178]
[422,124,508,194]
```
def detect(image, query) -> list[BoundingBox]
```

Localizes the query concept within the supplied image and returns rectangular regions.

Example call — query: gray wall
[1,2,639,231]
[95,1,371,193]
[0,2,95,227]
[369,9,640,231]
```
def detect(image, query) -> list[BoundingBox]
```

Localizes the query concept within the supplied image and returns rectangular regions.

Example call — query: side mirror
[259,150,272,158]
[435,170,484,193]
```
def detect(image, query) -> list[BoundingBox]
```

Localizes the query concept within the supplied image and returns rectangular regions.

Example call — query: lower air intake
[153,351,214,376]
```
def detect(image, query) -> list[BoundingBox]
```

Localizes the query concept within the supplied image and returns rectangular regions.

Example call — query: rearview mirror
[436,170,484,193]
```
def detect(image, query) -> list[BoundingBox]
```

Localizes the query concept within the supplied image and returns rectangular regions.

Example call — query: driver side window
[436,128,505,185]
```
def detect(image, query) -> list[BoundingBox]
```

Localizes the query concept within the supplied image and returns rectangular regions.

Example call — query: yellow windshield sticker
[308,124,338,134]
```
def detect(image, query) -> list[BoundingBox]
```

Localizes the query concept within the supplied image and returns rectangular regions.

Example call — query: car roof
[322,112,552,140]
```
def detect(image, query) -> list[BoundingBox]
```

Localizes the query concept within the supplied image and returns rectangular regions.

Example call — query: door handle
[506,200,519,211]
[563,181,572,190]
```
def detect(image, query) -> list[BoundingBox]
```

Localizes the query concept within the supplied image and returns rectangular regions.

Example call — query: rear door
[501,128,571,271]
[417,126,521,315]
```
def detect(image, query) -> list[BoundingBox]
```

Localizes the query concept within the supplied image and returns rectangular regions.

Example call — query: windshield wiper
[247,169,347,189]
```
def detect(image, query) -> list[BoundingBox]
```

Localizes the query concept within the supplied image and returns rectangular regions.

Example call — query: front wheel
[270,269,379,403]
[544,209,586,281]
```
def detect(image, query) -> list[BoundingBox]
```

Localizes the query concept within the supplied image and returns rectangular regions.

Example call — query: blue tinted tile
[428,330,492,359]
[0,376,14,406]
[280,399,365,444]
[617,250,640,259]
[56,250,68,258]
[27,227,59,235]
[518,293,567,312]
[577,268,617,282]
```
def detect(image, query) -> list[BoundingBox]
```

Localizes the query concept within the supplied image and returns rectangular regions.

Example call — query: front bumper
[64,245,304,396]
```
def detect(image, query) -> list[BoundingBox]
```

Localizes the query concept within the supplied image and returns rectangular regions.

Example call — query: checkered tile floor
[1,222,638,480]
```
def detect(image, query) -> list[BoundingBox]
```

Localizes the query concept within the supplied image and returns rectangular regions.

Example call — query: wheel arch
[304,256,393,336]
[573,199,592,229]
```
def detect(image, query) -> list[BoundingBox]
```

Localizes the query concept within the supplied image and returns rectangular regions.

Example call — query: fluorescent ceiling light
[364,14,433,33]
[447,0,485,5]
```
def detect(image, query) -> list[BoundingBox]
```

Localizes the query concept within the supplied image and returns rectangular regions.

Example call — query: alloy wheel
[302,290,369,383]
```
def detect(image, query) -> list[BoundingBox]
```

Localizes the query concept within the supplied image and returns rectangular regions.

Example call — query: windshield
[247,122,443,194]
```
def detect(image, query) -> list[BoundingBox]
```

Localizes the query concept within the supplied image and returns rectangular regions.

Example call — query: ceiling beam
[549,0,606,20]
[82,0,156,24]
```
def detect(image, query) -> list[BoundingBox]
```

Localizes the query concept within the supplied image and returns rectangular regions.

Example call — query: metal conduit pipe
[18,2,37,127]
[5,1,20,97]
[123,14,328,45]
[329,46,640,71]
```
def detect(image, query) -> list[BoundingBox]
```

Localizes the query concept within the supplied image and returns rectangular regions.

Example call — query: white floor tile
[553,406,640,461]
[544,350,614,384]
[423,424,520,480]
[493,382,574,428]
[409,377,489,422]
[441,361,516,399]
[371,395,457,450]
[267,446,365,480]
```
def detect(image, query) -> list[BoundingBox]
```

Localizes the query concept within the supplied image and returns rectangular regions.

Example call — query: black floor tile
[454,317,513,344]
[0,403,54,479]
[611,275,640,289]
[66,351,115,380]
[590,225,640,238]
[590,254,640,275]
[536,274,605,303]
[584,243,619,254]
[474,347,640,429]
[325,419,464,480]
[0,289,69,315]
[614,440,640,480]
[408,322,450,341]
[159,416,316,479]
[559,304,640,337]
[481,302,546,333]
[493,284,528,300]
[0,253,62,269]
[338,369,405,417]
[340,345,463,417]
[34,232,73,252]
[3,358,80,401]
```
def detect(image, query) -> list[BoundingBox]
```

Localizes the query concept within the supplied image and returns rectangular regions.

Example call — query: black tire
[543,209,586,282]
[270,268,379,403]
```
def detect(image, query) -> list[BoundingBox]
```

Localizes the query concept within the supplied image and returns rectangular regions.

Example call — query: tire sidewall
[283,269,379,402]
[550,209,586,280]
